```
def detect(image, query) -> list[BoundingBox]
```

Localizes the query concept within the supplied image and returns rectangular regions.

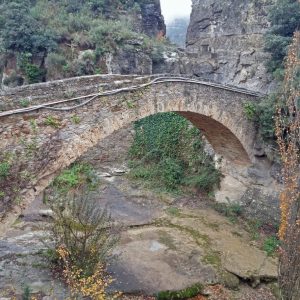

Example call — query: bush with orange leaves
[47,185,120,299]
[275,31,300,300]
[57,246,119,300]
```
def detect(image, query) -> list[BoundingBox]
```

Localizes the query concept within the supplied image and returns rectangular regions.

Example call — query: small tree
[275,31,300,300]
[265,0,300,78]
[47,186,119,299]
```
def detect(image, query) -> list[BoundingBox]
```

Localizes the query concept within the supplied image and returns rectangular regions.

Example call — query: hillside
[0,0,168,87]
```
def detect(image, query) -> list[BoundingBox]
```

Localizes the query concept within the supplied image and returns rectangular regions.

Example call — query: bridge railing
[0,74,264,117]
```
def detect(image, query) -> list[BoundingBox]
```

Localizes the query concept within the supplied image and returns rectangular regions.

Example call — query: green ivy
[129,113,221,193]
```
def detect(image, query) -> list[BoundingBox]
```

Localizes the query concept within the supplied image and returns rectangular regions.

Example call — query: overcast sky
[160,0,192,23]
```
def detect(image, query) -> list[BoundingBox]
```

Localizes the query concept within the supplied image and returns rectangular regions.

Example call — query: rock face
[140,0,166,37]
[0,0,166,88]
[184,0,275,92]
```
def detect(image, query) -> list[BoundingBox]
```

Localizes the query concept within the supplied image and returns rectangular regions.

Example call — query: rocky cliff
[140,0,166,37]
[0,0,166,88]
[184,0,275,92]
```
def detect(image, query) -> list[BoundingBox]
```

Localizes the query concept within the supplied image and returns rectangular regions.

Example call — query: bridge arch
[0,75,260,229]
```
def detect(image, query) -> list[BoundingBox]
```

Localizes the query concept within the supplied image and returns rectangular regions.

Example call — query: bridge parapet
[0,74,156,111]
[0,74,262,116]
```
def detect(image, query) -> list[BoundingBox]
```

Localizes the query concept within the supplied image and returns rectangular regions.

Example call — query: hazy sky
[160,0,192,23]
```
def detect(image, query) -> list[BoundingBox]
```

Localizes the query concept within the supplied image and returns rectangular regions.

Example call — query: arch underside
[177,111,251,165]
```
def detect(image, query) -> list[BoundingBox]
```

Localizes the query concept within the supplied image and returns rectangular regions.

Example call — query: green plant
[0,162,10,178]
[71,115,81,124]
[49,187,118,276]
[129,113,221,193]
[244,102,257,120]
[263,236,280,256]
[19,98,30,108]
[126,100,136,109]
[264,0,300,75]
[29,119,38,133]
[22,285,31,300]
[52,163,98,194]
[156,283,204,300]
[44,116,61,128]
[24,63,46,84]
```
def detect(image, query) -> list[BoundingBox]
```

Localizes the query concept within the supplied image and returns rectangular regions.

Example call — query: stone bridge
[0,74,263,231]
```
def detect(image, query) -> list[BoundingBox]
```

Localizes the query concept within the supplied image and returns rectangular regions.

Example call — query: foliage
[263,236,280,256]
[45,52,67,79]
[274,32,300,300]
[48,187,118,277]
[244,102,257,120]
[90,19,139,56]
[0,0,56,54]
[129,113,221,193]
[52,163,98,194]
[156,283,204,300]
[57,246,115,300]
[0,0,169,82]
[255,95,277,141]
[71,115,81,124]
[21,285,32,300]
[44,116,61,128]
[265,0,300,76]
[19,99,30,108]
[18,52,46,83]
[0,161,10,178]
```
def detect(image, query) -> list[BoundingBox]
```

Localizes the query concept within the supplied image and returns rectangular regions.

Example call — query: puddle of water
[149,240,166,252]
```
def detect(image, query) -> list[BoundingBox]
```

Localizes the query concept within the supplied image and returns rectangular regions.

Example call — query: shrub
[256,95,277,141]
[19,98,30,108]
[265,0,300,75]
[24,63,46,83]
[183,166,222,192]
[244,102,257,120]
[18,52,46,83]
[263,236,280,256]
[44,116,61,128]
[0,162,10,179]
[49,187,118,276]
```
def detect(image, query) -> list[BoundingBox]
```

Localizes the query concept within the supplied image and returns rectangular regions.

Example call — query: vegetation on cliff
[0,0,168,85]
[265,0,300,79]
[252,0,300,144]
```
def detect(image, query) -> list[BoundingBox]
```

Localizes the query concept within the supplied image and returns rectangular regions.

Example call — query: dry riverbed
[0,164,279,300]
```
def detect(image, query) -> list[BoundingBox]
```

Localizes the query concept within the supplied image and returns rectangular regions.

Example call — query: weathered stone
[220,271,240,290]
[140,0,166,38]
[184,0,276,93]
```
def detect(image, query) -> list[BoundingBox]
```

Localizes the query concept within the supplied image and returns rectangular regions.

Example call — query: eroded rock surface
[183,0,276,92]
